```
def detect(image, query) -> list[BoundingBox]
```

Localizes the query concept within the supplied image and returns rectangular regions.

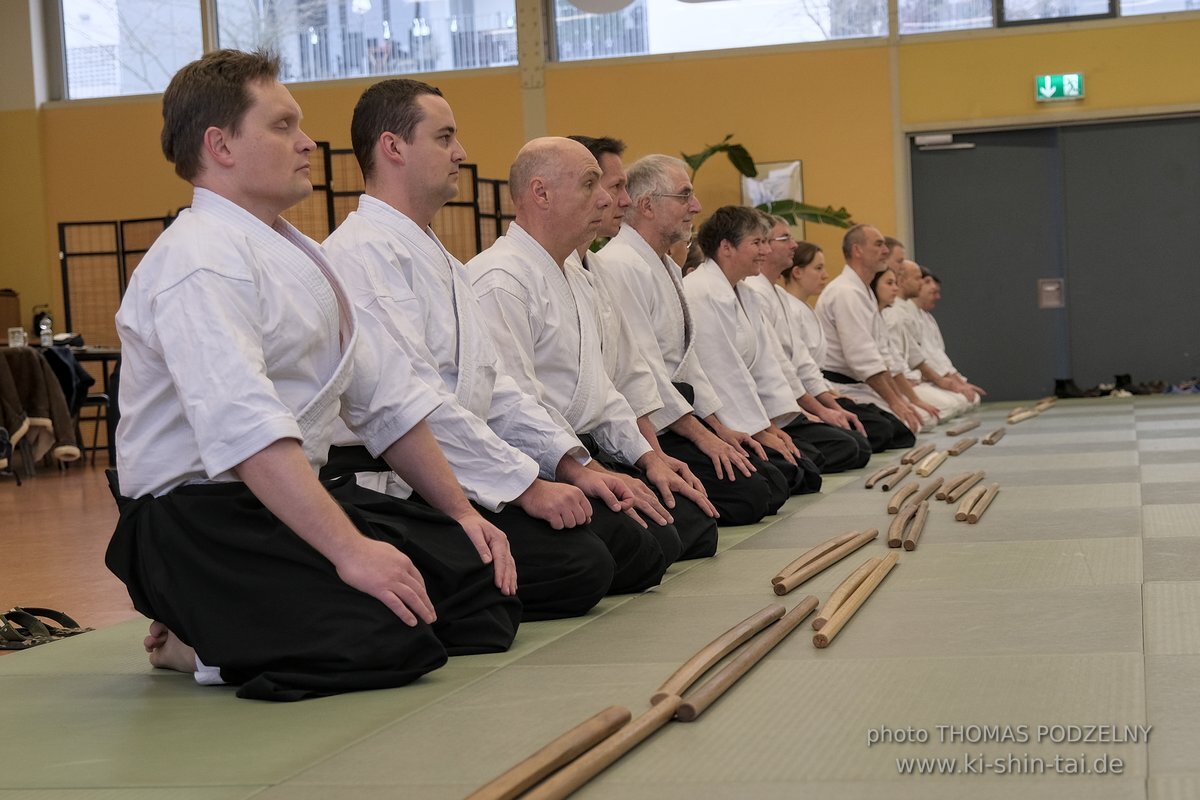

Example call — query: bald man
[468,137,694,588]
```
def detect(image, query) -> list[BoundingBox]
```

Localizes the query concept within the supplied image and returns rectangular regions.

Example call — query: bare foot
[143,620,196,673]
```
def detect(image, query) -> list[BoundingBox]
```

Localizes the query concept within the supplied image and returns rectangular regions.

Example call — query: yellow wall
[900,17,1200,126]
[544,43,894,272]
[9,13,1200,323]
[0,108,50,328]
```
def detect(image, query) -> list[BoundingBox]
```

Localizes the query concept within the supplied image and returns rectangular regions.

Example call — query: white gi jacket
[814,267,896,381]
[682,260,800,434]
[468,223,653,467]
[918,307,957,377]
[568,250,664,421]
[116,188,443,498]
[594,225,723,432]
[323,195,589,510]
[882,303,922,381]
[791,291,830,369]
[743,274,832,397]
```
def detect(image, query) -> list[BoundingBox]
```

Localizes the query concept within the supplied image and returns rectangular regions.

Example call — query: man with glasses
[594,154,790,519]
[683,206,823,496]
[562,135,720,560]
[743,214,872,472]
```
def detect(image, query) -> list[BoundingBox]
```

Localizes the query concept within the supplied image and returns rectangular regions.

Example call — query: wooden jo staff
[813,552,900,649]
[954,485,988,521]
[771,531,859,584]
[887,482,919,514]
[946,418,980,436]
[916,450,949,477]
[982,427,1006,445]
[812,557,880,630]
[522,696,683,800]
[879,464,912,491]
[519,598,820,799]
[945,471,985,503]
[864,464,899,489]
[907,476,944,509]
[947,437,977,456]
[901,443,935,465]
[651,604,785,704]
[967,484,1001,524]
[936,471,976,500]
[675,596,819,722]
[773,530,878,596]
[466,706,633,800]
[903,501,931,551]
[888,501,920,548]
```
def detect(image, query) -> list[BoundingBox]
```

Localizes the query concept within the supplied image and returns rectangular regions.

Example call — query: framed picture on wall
[741,160,804,239]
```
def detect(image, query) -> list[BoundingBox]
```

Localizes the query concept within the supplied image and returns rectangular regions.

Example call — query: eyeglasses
[654,189,695,203]
[771,234,793,242]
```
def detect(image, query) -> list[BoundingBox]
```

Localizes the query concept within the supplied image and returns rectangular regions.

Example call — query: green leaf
[680,134,735,177]
[757,199,855,229]
[725,145,758,178]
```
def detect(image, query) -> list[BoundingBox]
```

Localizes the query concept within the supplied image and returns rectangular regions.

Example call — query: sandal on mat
[0,610,53,650]
[10,607,93,637]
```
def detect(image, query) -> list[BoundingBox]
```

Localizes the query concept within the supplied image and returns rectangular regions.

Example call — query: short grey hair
[627,154,688,206]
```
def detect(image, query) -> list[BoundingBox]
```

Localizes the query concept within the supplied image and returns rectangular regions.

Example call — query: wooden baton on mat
[773,530,878,596]
[901,443,935,465]
[771,531,860,584]
[937,472,975,500]
[813,558,880,630]
[1008,409,1038,424]
[466,706,633,800]
[887,482,920,514]
[864,464,899,489]
[945,471,985,503]
[522,697,683,800]
[946,418,980,436]
[675,596,819,722]
[813,552,899,649]
[902,501,930,551]
[955,485,987,521]
[967,484,1000,524]
[879,464,912,491]
[888,501,920,548]
[982,427,1006,445]
[916,450,949,477]
[650,604,785,704]
[947,437,978,456]
[905,477,944,510]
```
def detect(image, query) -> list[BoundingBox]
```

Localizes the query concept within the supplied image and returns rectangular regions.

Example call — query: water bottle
[39,316,52,347]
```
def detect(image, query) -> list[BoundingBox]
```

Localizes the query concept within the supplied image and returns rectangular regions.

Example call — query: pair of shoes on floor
[1055,378,1103,399]
[0,607,92,650]
[1115,374,1161,396]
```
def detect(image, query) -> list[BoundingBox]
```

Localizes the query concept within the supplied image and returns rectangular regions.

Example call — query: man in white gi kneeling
[105,50,522,701]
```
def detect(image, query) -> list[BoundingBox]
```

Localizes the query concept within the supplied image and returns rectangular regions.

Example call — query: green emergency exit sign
[1035,73,1085,102]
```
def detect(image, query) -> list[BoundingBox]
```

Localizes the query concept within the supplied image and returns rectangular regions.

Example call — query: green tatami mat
[6,396,1200,798]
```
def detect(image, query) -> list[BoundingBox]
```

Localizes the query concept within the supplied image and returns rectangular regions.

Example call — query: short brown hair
[161,49,281,181]
[696,205,764,260]
[351,78,444,180]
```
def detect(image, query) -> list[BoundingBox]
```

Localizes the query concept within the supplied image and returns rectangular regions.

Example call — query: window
[216,0,518,83]
[999,0,1115,23]
[899,0,993,34]
[552,0,887,63]
[61,0,203,98]
[1120,0,1200,15]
